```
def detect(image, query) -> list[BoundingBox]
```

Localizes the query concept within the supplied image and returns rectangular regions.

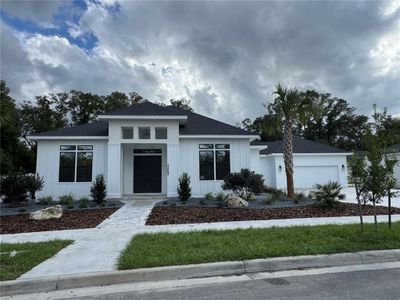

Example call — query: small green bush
[215,192,228,202]
[24,174,44,200]
[0,173,29,205]
[204,192,215,201]
[37,196,53,205]
[310,181,345,208]
[221,168,264,194]
[18,208,27,213]
[90,174,107,205]
[59,194,74,206]
[200,198,207,205]
[177,172,192,202]
[293,192,306,204]
[67,205,74,209]
[78,197,90,208]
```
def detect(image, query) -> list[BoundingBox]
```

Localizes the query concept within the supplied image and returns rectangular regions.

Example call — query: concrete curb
[1,249,399,296]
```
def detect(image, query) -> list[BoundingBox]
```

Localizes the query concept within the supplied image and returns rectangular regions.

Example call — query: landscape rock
[29,205,63,220]
[225,195,249,208]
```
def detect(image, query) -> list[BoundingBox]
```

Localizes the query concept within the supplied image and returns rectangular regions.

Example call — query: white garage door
[294,166,339,189]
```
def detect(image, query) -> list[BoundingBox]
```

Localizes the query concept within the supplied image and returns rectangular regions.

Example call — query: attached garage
[250,137,350,190]
[293,165,339,189]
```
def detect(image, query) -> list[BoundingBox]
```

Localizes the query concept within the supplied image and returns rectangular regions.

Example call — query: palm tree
[269,84,305,198]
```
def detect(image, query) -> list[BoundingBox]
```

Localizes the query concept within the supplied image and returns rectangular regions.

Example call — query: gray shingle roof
[31,102,253,137]
[251,136,347,155]
[31,121,109,137]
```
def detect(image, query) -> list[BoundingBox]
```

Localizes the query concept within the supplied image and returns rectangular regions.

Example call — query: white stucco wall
[179,138,251,197]
[256,154,349,190]
[36,139,108,199]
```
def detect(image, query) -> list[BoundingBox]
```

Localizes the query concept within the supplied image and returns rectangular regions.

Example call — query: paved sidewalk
[1,197,399,280]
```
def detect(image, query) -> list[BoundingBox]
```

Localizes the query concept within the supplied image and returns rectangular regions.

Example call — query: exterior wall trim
[99,115,188,121]
[29,136,108,140]
[180,135,258,139]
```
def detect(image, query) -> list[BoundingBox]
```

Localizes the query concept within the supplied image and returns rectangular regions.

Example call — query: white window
[59,145,93,182]
[199,144,230,180]
[122,127,133,139]
[139,127,151,139]
[155,127,168,139]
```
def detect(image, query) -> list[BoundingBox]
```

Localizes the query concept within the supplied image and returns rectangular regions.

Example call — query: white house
[250,137,350,190]
[29,102,350,199]
[388,144,400,188]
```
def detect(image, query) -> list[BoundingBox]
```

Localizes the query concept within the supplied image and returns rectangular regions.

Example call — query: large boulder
[30,205,63,220]
[225,195,248,208]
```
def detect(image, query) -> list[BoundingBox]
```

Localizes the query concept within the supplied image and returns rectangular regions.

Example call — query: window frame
[138,127,151,139]
[155,127,168,139]
[199,144,230,181]
[58,145,94,183]
[121,127,134,139]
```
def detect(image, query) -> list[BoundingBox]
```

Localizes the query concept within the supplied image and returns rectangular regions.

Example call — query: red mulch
[0,208,118,234]
[146,203,400,225]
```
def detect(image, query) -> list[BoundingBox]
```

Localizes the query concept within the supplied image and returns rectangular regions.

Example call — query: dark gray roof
[252,136,347,155]
[166,106,252,136]
[31,102,253,137]
[31,121,109,137]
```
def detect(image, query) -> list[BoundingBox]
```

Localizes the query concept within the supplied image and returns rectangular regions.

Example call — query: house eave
[98,115,188,124]
[179,134,259,139]
[28,136,108,141]
[261,152,352,157]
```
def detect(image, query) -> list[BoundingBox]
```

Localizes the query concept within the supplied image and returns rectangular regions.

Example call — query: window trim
[58,144,94,183]
[138,127,151,139]
[199,144,230,181]
[155,127,168,140]
[121,127,134,139]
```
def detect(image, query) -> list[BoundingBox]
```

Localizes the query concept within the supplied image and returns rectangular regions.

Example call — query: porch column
[107,142,122,198]
[167,142,180,197]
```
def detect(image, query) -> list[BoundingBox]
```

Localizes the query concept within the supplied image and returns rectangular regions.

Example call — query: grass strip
[119,222,400,270]
[0,240,73,280]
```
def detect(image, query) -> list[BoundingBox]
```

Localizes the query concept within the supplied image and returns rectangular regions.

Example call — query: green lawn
[0,240,73,281]
[118,222,400,270]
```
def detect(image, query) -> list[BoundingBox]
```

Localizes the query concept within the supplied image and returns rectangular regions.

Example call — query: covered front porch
[106,142,180,198]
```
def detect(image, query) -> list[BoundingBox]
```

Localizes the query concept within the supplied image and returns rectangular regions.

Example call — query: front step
[121,194,167,201]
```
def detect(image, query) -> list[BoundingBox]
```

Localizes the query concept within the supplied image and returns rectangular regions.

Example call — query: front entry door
[134,155,162,193]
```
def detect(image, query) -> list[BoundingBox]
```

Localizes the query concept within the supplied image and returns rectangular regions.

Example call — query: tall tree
[268,84,308,197]
[169,98,193,112]
[0,81,35,174]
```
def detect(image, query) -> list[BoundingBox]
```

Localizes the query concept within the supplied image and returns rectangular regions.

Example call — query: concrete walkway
[1,196,399,280]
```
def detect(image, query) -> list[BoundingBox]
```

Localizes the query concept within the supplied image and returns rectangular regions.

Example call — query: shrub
[79,197,90,208]
[59,194,74,206]
[310,181,345,208]
[0,173,29,206]
[215,192,228,202]
[199,198,207,205]
[204,192,215,201]
[177,172,191,202]
[38,196,53,205]
[24,174,44,200]
[293,192,306,204]
[221,168,264,194]
[90,174,107,204]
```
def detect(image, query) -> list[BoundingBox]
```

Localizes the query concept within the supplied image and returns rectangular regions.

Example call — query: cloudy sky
[1,0,399,124]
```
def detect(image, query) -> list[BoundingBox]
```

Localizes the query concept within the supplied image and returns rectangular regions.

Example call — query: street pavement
[6,262,400,300]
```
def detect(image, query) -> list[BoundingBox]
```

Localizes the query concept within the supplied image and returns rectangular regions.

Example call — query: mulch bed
[146,203,400,225]
[0,208,118,234]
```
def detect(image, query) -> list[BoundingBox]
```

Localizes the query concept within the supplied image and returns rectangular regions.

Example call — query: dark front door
[134,155,162,193]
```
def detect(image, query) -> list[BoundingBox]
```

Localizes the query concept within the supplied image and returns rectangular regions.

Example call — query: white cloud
[1,1,399,123]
